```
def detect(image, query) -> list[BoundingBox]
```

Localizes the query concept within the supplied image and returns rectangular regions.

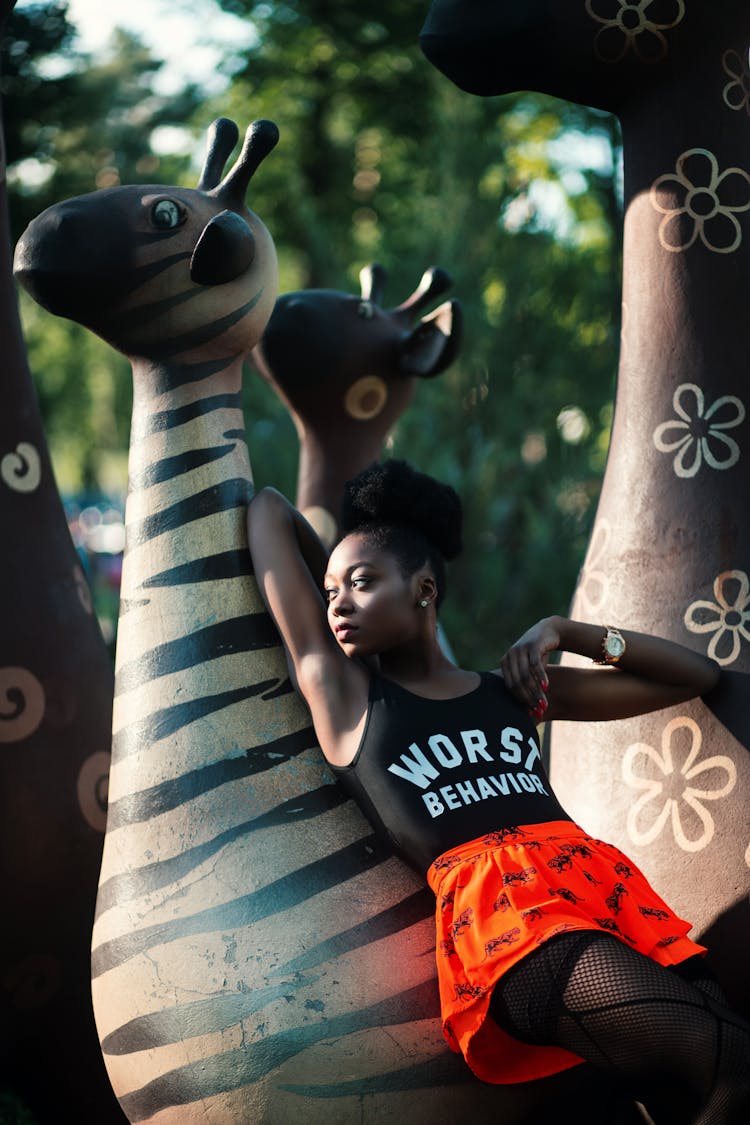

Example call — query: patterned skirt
[427,820,706,1085]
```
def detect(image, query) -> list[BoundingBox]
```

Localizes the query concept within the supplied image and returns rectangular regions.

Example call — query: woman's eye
[352,576,370,588]
[151,199,185,230]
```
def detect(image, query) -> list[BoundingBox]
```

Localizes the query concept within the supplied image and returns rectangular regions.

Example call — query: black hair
[339,459,463,608]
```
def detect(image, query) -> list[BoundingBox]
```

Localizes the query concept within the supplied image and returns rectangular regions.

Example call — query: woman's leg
[671,953,730,1007]
[488,931,750,1124]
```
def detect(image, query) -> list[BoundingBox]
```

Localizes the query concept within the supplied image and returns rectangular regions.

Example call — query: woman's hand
[499,616,561,719]
[499,615,720,726]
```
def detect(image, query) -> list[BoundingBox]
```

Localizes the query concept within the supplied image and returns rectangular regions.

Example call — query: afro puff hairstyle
[339,460,463,608]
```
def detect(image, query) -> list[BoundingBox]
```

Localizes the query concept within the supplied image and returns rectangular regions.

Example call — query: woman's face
[324,532,424,656]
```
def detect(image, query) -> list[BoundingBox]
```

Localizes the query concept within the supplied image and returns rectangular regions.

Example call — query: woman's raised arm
[499,616,720,724]
[246,488,347,696]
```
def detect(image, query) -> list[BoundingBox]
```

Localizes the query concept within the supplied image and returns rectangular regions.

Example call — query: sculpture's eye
[151,199,186,230]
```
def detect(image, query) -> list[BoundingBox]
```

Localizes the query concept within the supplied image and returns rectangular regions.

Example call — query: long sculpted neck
[580,34,750,636]
[109,356,259,785]
[619,96,749,384]
[295,423,397,544]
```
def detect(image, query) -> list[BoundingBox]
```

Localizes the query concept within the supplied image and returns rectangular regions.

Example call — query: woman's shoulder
[299,649,371,707]
[302,655,372,766]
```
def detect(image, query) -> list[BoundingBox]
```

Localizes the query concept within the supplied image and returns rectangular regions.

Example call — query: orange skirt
[427,820,706,1085]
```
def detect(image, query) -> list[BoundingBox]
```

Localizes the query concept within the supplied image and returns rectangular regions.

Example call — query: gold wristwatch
[594,625,626,665]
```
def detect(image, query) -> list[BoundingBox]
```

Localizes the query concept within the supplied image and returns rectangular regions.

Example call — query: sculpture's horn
[398,299,462,378]
[359,263,388,305]
[394,266,452,317]
[214,119,279,209]
[197,118,240,191]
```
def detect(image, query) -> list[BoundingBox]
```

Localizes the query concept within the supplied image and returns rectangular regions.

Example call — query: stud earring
[420,599,429,608]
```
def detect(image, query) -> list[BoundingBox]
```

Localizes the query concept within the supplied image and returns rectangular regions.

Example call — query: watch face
[607,634,625,657]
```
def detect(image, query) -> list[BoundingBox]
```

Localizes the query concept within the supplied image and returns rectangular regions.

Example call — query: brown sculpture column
[0,1,121,1119]
[421,0,750,1009]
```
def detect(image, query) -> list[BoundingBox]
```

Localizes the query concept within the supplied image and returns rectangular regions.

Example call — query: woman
[247,459,749,1123]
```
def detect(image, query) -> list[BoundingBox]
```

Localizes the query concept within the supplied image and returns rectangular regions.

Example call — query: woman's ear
[416,574,438,607]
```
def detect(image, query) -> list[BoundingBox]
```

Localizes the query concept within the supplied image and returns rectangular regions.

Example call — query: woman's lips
[335,624,357,641]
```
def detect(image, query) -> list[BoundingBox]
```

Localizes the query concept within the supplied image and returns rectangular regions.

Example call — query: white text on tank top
[386,723,548,819]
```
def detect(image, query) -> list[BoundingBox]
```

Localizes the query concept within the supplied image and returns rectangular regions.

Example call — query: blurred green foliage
[4,0,623,672]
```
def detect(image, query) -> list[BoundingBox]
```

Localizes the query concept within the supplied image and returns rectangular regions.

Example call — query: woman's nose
[330,592,352,615]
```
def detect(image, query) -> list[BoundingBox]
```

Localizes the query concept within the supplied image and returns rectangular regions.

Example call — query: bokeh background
[3,0,624,675]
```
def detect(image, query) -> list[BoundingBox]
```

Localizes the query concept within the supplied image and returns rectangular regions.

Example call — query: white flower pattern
[722,48,750,117]
[623,717,736,852]
[572,519,612,620]
[651,149,750,254]
[684,570,750,666]
[585,0,685,64]
[652,383,745,478]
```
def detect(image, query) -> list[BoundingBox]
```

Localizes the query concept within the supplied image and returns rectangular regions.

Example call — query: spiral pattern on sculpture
[0,666,45,743]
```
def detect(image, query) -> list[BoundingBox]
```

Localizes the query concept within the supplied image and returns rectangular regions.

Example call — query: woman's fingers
[503,643,548,715]
[500,619,556,723]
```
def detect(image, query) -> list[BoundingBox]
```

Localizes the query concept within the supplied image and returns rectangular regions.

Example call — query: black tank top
[330,671,571,874]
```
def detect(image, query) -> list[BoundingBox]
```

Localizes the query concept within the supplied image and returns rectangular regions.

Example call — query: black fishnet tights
[489,932,750,1124]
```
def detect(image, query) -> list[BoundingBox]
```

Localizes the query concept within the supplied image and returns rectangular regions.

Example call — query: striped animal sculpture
[15,115,534,1123]
[421,0,750,1011]
[0,1,121,1119]
[252,263,461,546]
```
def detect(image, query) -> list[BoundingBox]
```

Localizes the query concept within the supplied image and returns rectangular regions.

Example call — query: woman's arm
[499,616,720,723]
[246,488,365,714]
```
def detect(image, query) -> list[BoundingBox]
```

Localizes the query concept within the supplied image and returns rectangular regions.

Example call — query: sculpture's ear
[398,299,462,377]
[190,209,256,286]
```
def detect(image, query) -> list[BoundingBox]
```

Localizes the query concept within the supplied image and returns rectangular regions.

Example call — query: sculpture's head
[14,117,278,364]
[253,263,461,431]
[420,0,702,110]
